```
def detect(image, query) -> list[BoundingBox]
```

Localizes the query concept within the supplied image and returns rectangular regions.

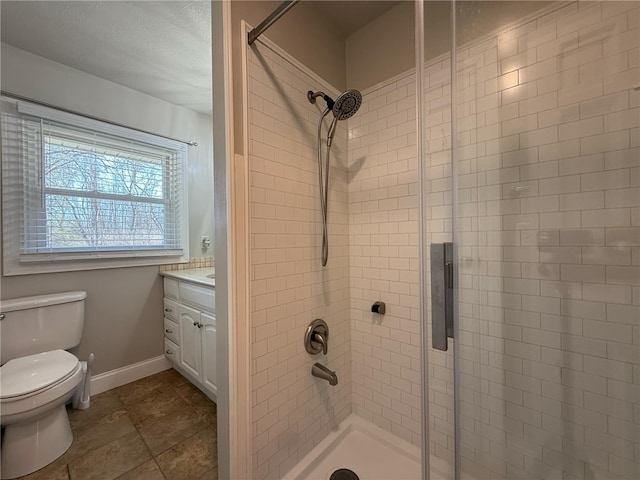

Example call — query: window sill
[2,254,189,276]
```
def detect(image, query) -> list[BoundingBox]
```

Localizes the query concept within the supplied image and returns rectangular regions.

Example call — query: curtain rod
[1,91,198,147]
[248,0,300,46]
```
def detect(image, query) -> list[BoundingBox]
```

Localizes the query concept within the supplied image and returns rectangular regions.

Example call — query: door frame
[212,0,252,478]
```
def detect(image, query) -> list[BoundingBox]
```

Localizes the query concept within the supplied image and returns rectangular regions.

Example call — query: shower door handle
[430,242,454,351]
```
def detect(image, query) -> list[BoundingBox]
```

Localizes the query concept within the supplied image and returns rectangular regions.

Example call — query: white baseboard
[90,355,172,396]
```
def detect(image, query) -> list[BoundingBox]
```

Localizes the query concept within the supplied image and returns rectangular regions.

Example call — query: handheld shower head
[309,87,363,267]
[327,117,339,146]
[332,89,362,121]
[327,89,362,146]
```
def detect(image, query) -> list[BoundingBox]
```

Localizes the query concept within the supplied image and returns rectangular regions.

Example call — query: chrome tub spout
[312,362,338,386]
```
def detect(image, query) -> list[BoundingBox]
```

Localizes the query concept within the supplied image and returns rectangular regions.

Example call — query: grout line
[153,458,169,480]
[133,417,157,467]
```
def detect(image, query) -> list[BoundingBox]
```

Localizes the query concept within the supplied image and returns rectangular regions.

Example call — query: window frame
[1,98,190,276]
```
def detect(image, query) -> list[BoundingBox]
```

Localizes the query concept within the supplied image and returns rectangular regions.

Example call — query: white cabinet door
[178,303,202,381]
[200,312,217,397]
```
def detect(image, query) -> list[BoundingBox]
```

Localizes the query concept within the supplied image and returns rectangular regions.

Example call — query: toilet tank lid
[0,291,87,313]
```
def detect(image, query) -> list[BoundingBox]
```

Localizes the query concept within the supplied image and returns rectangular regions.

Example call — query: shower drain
[329,468,360,480]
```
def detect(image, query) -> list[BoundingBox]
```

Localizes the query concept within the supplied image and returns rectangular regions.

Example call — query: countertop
[160,267,215,287]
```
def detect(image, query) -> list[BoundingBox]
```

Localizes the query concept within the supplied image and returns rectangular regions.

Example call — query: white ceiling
[0,1,213,115]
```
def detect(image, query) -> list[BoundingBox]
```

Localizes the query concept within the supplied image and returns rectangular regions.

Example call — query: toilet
[0,291,87,479]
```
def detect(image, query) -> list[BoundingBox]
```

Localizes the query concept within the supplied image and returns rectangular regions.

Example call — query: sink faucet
[312,362,338,386]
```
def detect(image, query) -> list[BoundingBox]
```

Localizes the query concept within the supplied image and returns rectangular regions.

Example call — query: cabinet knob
[165,308,172,312]
[165,349,173,355]
[165,328,173,334]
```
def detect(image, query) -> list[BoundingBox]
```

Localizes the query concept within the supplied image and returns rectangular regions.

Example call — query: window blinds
[1,97,188,265]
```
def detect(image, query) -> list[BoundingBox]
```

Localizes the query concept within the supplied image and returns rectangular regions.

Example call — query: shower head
[309,89,362,267]
[331,89,362,121]
[309,88,363,146]
[327,89,362,146]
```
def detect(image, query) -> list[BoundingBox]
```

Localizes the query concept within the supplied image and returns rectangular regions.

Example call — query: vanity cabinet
[162,276,216,400]
[178,303,202,382]
[201,312,217,394]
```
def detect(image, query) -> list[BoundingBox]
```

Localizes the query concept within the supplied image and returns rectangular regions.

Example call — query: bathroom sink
[161,268,214,286]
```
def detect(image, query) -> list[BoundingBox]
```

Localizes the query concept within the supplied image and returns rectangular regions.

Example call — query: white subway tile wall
[347,73,422,446]
[247,42,351,479]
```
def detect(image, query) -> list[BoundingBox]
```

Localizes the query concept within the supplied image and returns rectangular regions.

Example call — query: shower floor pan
[283,415,421,480]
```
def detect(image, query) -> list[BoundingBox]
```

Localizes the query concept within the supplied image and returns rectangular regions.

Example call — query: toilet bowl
[0,291,87,480]
[0,350,83,479]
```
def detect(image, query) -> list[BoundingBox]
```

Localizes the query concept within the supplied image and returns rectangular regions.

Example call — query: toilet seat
[0,355,83,479]
[1,350,79,400]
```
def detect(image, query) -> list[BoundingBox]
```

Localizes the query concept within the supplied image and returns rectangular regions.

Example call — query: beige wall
[230,1,346,154]
[189,114,215,257]
[346,1,553,92]
[1,267,164,375]
[346,1,416,91]
[0,44,213,375]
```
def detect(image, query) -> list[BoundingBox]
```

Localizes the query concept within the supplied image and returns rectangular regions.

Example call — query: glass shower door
[451,1,640,479]
[419,1,456,478]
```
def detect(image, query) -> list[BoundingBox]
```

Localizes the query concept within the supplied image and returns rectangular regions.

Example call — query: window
[1,97,188,275]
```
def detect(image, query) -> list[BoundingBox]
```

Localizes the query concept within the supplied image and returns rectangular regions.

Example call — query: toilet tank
[0,291,86,365]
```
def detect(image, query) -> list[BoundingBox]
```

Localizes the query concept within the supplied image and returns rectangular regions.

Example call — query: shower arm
[308,91,335,110]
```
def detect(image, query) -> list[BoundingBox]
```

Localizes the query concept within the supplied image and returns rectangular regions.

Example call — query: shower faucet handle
[313,331,328,355]
[304,319,329,355]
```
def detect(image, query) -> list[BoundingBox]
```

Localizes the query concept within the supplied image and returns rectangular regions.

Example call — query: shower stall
[238,1,639,479]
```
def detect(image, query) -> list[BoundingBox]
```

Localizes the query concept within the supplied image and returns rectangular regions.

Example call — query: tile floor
[15,369,217,480]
